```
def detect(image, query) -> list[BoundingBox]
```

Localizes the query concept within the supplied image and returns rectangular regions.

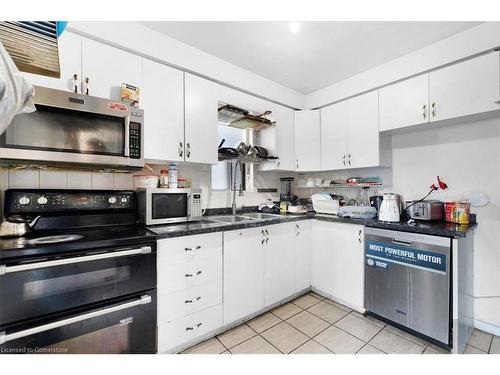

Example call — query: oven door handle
[0,246,152,275]
[0,294,152,344]
[124,114,130,157]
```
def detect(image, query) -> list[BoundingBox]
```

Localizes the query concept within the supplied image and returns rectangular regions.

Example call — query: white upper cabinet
[379,74,429,132]
[346,91,381,169]
[142,59,184,162]
[259,104,296,171]
[320,101,348,170]
[22,31,82,92]
[294,110,321,171]
[184,73,218,164]
[429,52,500,122]
[320,91,386,171]
[81,38,142,101]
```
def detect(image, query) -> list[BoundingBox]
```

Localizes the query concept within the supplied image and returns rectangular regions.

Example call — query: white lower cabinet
[295,221,311,292]
[157,233,223,353]
[311,220,365,311]
[264,222,296,307]
[223,227,265,325]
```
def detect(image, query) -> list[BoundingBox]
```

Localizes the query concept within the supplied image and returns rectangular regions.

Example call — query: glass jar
[159,169,169,188]
[168,164,178,188]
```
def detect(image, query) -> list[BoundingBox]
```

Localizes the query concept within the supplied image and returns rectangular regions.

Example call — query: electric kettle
[378,193,401,222]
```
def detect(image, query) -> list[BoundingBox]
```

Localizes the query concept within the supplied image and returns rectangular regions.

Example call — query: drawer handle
[185,246,201,252]
[184,296,202,304]
[185,323,202,331]
[185,270,203,278]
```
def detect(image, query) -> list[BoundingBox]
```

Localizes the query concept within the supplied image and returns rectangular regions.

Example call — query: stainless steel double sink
[204,212,282,224]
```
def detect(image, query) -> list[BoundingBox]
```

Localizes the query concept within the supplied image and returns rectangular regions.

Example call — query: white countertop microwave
[137,188,203,225]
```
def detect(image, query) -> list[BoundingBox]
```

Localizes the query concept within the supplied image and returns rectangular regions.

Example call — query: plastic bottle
[168,164,178,188]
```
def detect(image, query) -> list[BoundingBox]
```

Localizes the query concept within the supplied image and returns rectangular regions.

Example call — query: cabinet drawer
[158,279,222,322]
[158,304,222,353]
[158,253,222,294]
[158,233,222,266]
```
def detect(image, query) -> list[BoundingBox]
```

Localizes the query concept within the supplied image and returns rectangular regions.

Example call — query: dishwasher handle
[392,239,413,246]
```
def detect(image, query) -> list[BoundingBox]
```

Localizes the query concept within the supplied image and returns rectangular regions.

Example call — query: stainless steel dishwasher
[364,227,452,346]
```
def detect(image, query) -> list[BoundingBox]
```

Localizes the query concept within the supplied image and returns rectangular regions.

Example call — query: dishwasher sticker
[365,240,446,274]
[366,257,389,271]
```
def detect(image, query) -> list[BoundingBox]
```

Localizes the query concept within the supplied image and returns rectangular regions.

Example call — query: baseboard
[474,319,500,336]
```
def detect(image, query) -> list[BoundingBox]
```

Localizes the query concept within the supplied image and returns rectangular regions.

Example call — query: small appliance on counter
[378,193,402,222]
[370,195,384,215]
[137,188,203,225]
[406,200,444,221]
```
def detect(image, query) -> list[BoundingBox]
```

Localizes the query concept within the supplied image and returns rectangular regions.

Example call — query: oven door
[0,291,157,354]
[0,86,143,168]
[0,243,156,326]
[146,189,193,225]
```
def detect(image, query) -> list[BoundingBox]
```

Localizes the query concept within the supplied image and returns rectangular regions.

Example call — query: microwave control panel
[129,122,141,159]
[191,194,203,217]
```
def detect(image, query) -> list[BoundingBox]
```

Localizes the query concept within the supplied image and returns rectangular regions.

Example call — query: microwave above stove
[0,86,144,170]
[137,188,203,225]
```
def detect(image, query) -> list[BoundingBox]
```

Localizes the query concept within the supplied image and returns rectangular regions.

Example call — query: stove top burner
[26,234,85,245]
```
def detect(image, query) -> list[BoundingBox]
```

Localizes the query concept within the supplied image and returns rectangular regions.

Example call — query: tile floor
[181,292,500,354]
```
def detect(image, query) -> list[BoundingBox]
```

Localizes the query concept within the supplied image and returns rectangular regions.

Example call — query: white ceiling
[140,21,482,94]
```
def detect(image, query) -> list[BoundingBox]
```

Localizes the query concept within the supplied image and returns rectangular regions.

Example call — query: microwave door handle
[0,294,152,344]
[124,115,130,157]
[0,246,152,275]
[187,193,192,218]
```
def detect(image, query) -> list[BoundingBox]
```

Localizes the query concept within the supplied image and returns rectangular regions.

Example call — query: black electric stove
[0,189,157,354]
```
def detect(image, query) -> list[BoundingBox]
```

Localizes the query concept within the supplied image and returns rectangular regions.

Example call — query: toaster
[406,200,444,221]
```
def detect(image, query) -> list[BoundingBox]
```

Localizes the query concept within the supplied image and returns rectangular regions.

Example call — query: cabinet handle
[185,323,202,331]
[343,155,346,166]
[265,229,269,235]
[185,270,202,278]
[179,142,184,157]
[185,296,202,304]
[72,74,79,93]
[296,231,300,237]
[184,245,201,252]
[495,100,500,104]
[186,143,191,158]
[422,104,427,119]
[265,237,269,244]
[261,239,265,245]
[277,161,280,167]
[431,102,436,118]
[358,229,362,243]
[296,224,300,230]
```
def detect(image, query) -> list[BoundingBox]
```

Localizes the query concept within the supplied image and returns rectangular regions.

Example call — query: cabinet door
[379,74,429,131]
[223,228,265,325]
[22,31,82,91]
[81,38,142,100]
[311,221,364,310]
[328,223,364,310]
[294,110,321,171]
[264,223,296,307]
[320,101,348,170]
[295,221,311,292]
[142,59,184,162]
[311,221,335,294]
[430,52,500,122]
[259,104,295,171]
[184,73,218,164]
[346,91,380,169]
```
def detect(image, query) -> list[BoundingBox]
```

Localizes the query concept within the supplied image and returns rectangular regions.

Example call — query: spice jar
[159,169,169,188]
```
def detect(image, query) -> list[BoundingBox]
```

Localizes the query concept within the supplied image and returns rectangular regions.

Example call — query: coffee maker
[280,177,297,204]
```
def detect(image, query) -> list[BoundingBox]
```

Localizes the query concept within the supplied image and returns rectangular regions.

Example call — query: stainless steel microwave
[137,188,203,225]
[0,86,144,169]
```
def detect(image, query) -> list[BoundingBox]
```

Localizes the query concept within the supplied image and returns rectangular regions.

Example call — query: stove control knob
[18,196,31,205]
[121,197,128,203]
[37,196,48,205]
[108,196,117,204]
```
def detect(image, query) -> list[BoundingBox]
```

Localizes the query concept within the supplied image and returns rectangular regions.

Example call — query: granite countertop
[147,212,477,239]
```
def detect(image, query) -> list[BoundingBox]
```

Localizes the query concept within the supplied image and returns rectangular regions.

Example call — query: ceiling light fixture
[289,22,301,34]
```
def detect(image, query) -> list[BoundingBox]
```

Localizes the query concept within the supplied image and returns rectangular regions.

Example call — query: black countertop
[147,213,477,239]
